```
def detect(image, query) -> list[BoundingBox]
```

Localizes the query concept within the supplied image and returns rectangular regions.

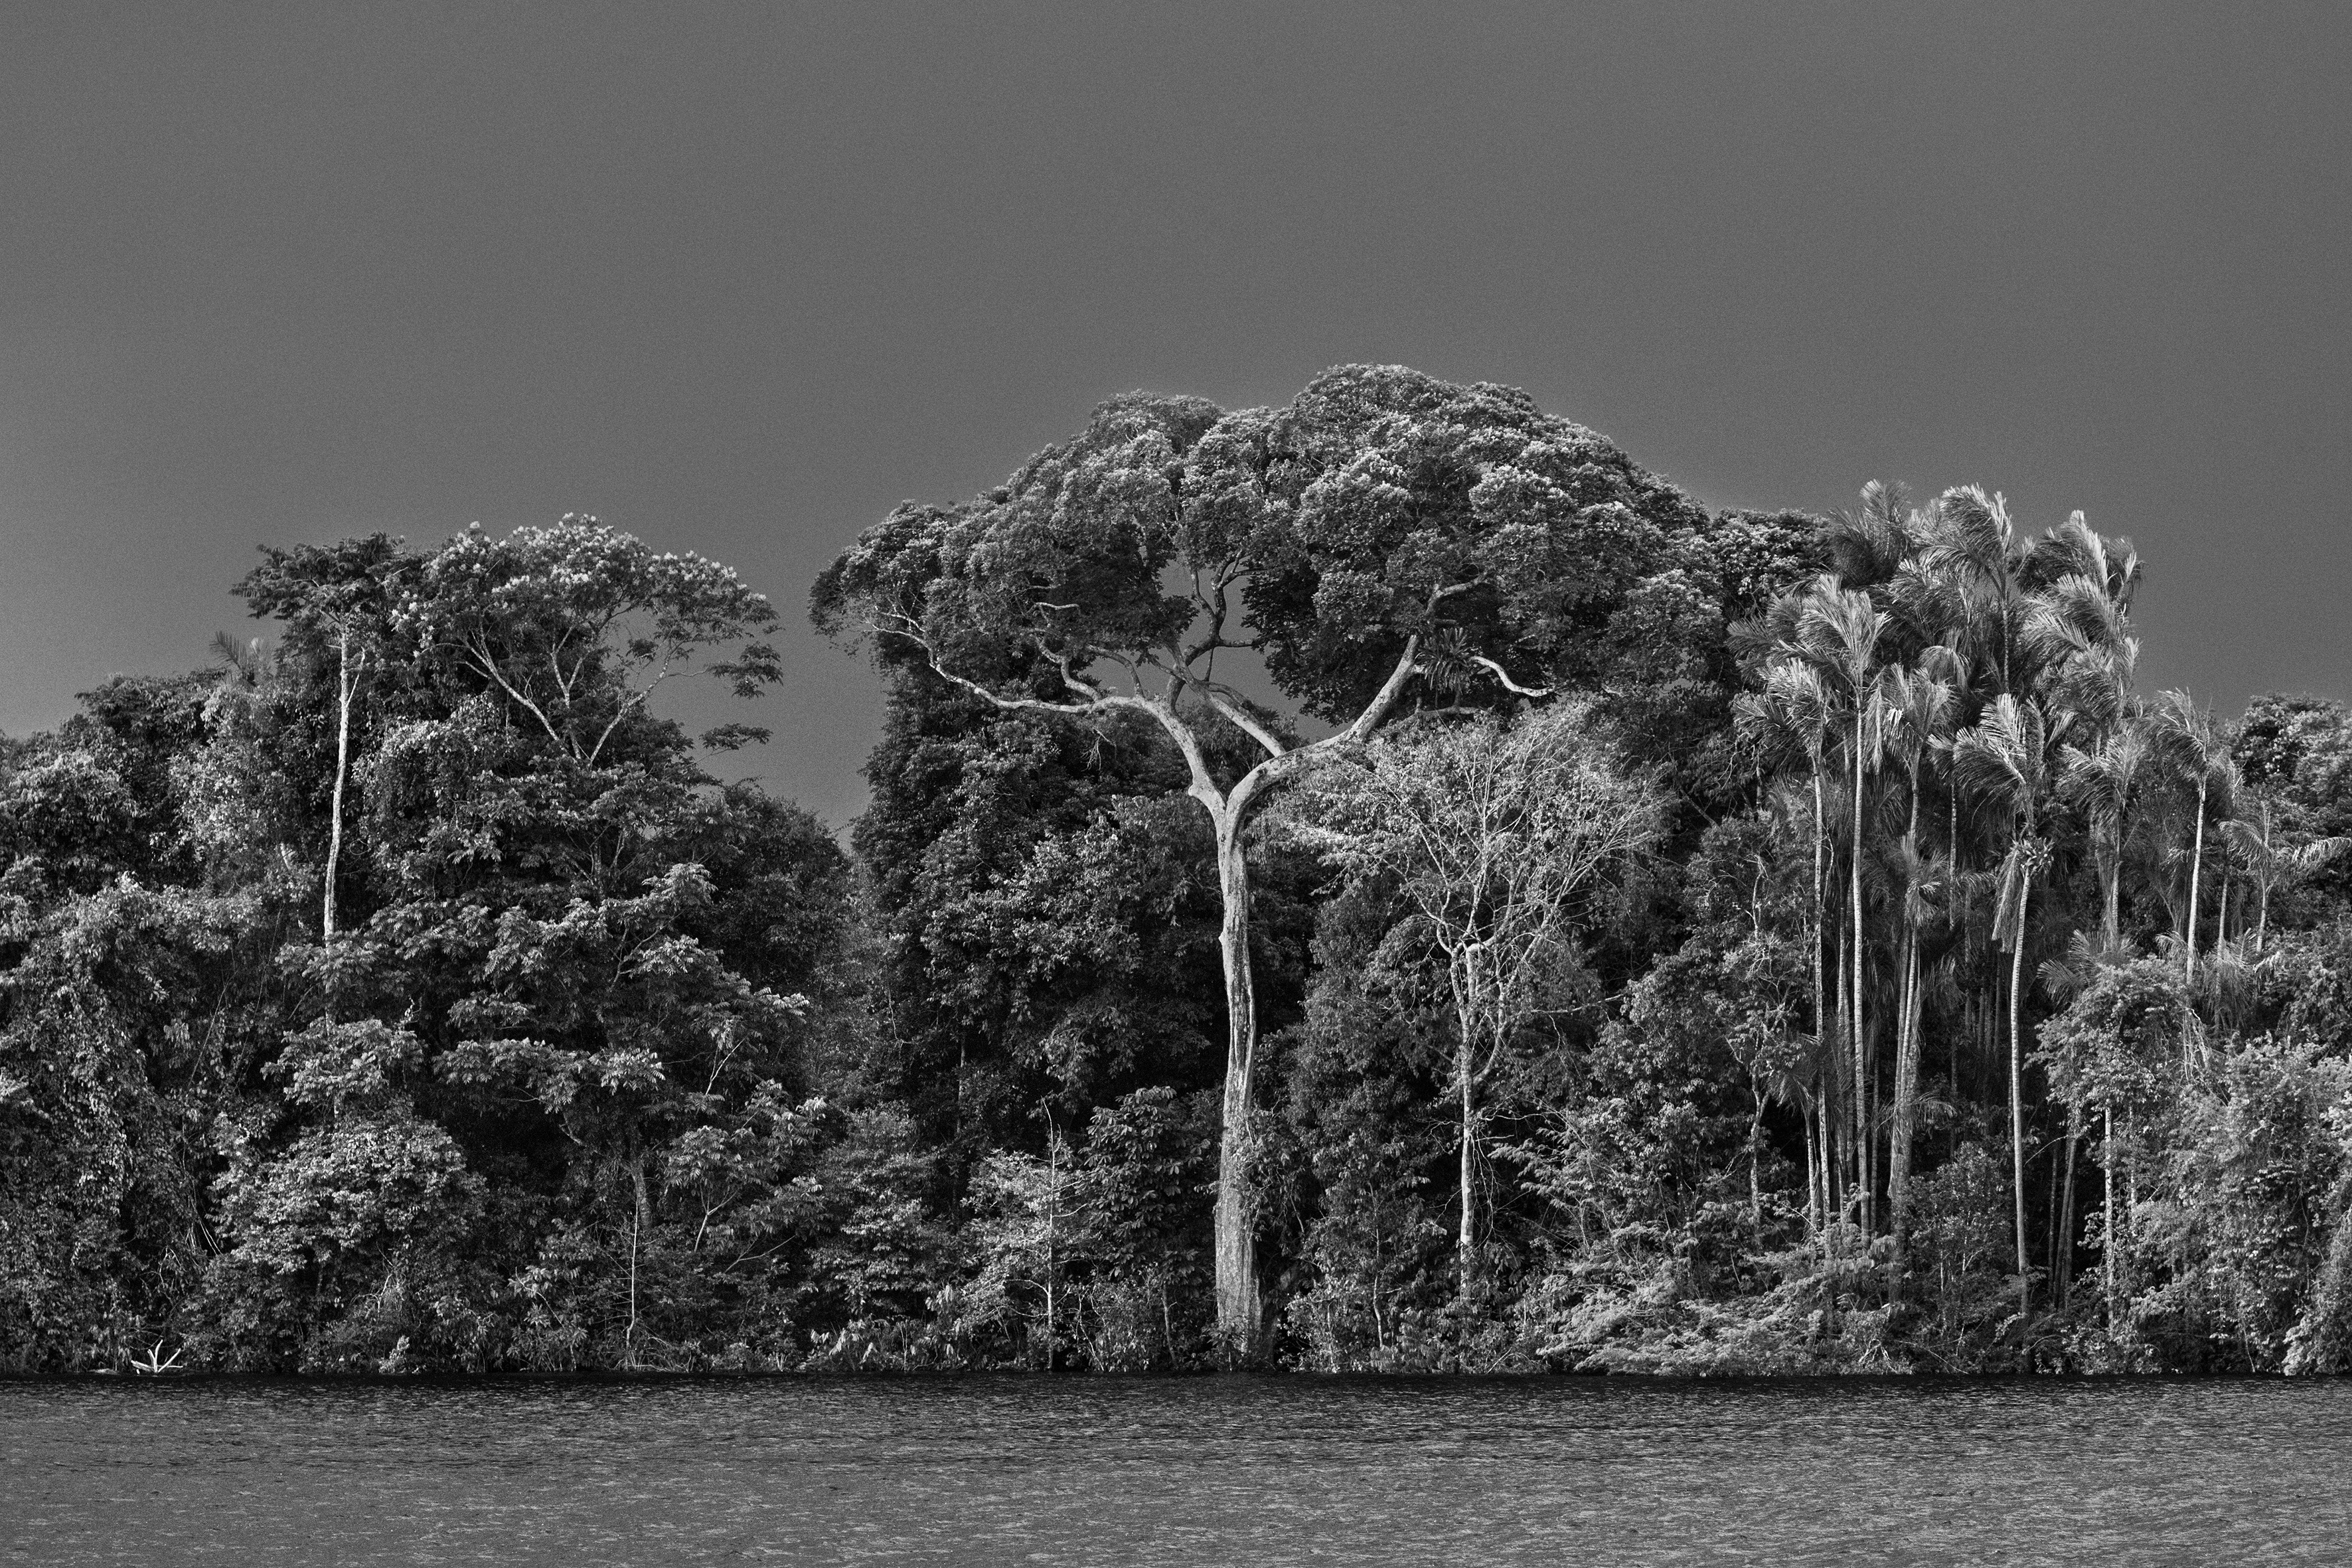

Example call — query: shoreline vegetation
[6,364,2352,1377]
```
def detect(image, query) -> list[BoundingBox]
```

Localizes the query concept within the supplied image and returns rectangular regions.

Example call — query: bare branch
[1468,655,1553,700]
[461,633,572,757]
[927,656,1102,718]
[585,669,679,767]
[1193,684,1290,761]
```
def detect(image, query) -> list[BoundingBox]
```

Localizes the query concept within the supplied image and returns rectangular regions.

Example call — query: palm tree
[1917,486,2031,695]
[2027,516,2143,892]
[1800,584,1889,1230]
[1826,479,1919,589]
[2150,689,2235,984]
[1875,661,1956,1235]
[1952,692,2061,1311]
[2061,723,2151,951]
[208,631,275,688]
[1908,491,2037,1162]
[1737,659,1838,1231]
[2056,717,2157,1314]
[2221,797,2350,952]
[2027,510,2142,664]
[2023,512,2140,1305]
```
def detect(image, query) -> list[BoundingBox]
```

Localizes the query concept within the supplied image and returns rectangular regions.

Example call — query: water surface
[5,1376,2347,1564]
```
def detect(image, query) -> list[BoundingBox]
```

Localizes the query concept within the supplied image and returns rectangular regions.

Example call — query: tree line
[5,364,2351,1373]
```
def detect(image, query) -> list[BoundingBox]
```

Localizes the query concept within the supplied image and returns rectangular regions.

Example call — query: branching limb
[1194,685,1291,761]
[1468,655,1553,700]
[864,609,1112,718]
[586,669,680,767]
[462,634,573,757]
[1053,653,1111,704]
[927,657,1103,718]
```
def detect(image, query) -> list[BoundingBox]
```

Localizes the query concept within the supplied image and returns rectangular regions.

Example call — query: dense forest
[7,364,2352,1375]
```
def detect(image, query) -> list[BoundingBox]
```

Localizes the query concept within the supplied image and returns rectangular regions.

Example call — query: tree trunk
[2008,895,2031,1315]
[627,1159,651,1370]
[1458,1030,1477,1290]
[1747,1089,1767,1229]
[1889,931,1922,1235]
[1811,766,1826,1111]
[324,629,356,941]
[1802,1093,1820,1237]
[2256,797,2272,952]
[1851,741,1869,1235]
[2104,854,2121,951]
[1210,808,1263,1354]
[2103,1105,2117,1327]
[2057,1106,2080,1302]
[2045,1141,2061,1295]
[1889,781,1923,1238]
[1044,1132,1060,1371]
[2183,778,2207,981]
[949,625,1426,1361]
[1820,1092,1839,1245]
[1831,920,1849,1227]
[1863,1042,1877,1237]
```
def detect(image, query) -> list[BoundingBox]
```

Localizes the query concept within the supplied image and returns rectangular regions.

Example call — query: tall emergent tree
[212,518,821,1367]
[813,365,1721,1348]
[236,534,413,938]
[1304,701,1662,1283]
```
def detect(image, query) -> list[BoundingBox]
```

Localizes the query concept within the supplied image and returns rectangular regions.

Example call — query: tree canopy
[8,368,2352,1377]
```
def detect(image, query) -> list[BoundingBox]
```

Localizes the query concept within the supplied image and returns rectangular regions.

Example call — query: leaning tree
[813,364,1722,1349]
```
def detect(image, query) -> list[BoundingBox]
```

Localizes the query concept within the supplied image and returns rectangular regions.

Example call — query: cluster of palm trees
[1736,481,2302,1312]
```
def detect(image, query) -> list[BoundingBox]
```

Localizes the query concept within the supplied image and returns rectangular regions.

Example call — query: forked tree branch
[1468,655,1553,700]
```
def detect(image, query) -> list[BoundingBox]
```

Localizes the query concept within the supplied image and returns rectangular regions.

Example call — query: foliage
[10,366,2352,1376]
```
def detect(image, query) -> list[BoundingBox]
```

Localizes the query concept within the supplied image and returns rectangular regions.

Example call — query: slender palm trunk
[1802,1093,1820,1237]
[2086,827,2126,1308]
[1889,781,1924,1237]
[1868,1056,1881,1239]
[2057,1105,2080,1302]
[2104,858,2121,951]
[1890,929,1923,1235]
[1851,739,1869,1233]
[2256,799,2272,951]
[1811,763,1827,1107]
[1819,1092,1839,1249]
[1816,1086,1834,1222]
[1831,921,1849,1225]
[2183,778,2207,981]
[2009,888,2031,1314]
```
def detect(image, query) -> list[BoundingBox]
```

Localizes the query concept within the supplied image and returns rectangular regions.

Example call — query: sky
[4,3,2348,830]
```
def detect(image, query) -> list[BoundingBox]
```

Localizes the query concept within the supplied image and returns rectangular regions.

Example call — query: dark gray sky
[6,3,2347,827]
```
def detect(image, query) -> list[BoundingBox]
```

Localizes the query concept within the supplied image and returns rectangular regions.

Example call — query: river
[5,1375,2347,1564]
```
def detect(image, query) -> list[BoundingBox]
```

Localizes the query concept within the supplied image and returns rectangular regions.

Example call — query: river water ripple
[5,1376,2347,1565]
